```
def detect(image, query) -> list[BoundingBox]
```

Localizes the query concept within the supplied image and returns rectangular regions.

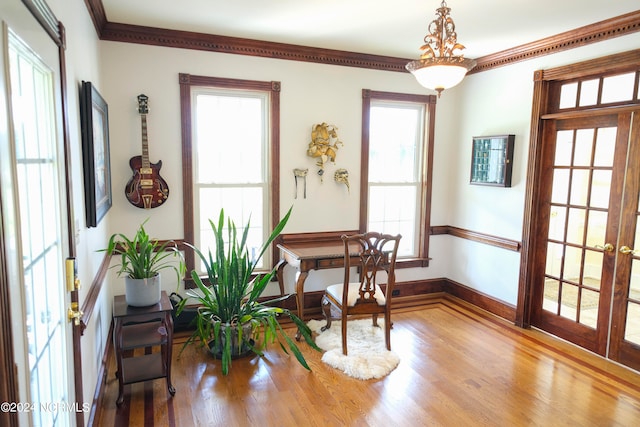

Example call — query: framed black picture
[470,134,515,187]
[80,81,112,227]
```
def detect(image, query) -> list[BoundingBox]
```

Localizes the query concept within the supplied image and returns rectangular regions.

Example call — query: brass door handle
[619,246,639,255]
[67,302,83,326]
[595,243,615,252]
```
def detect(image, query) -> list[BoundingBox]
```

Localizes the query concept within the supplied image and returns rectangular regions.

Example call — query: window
[180,74,280,278]
[558,70,639,110]
[360,90,436,266]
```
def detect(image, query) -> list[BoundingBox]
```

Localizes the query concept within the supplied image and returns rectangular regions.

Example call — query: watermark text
[1,401,90,413]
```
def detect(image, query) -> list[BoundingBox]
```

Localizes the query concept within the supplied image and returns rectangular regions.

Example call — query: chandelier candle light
[406,0,476,97]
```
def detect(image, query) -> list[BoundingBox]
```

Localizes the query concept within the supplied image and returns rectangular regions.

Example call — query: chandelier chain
[421,1,466,60]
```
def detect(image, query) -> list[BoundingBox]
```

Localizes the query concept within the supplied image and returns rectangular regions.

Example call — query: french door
[0,5,78,425]
[531,109,640,370]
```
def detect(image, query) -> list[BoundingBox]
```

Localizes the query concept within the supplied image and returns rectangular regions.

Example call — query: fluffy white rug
[307,318,400,380]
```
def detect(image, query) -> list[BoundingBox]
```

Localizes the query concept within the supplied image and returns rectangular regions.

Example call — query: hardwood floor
[93,296,640,426]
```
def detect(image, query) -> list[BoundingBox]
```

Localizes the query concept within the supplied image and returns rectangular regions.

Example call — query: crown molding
[470,10,640,74]
[100,22,410,72]
[83,0,107,35]
[85,3,640,75]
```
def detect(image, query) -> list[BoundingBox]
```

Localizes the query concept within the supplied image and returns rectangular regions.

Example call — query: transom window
[360,90,436,266]
[558,70,639,110]
[180,74,280,278]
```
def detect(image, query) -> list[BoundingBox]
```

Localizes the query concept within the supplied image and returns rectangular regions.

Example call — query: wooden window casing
[179,74,281,284]
[361,89,437,268]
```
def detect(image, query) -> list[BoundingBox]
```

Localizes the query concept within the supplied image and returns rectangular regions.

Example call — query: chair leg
[321,294,332,332]
[341,314,348,356]
[385,313,391,351]
[372,314,379,327]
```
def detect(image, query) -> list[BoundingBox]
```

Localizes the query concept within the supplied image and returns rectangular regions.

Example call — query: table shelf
[121,321,168,350]
[120,353,166,385]
[113,291,175,406]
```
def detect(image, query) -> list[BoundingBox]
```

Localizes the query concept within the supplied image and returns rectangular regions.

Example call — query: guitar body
[125,155,169,209]
[125,94,170,209]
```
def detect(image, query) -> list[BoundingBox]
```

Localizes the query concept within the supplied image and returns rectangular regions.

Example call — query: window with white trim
[180,74,280,276]
[360,90,436,266]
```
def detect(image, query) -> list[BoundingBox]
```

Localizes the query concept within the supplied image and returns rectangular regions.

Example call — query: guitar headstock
[137,94,149,114]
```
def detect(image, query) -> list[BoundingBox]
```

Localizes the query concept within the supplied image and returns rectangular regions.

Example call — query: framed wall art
[80,81,112,227]
[470,134,515,187]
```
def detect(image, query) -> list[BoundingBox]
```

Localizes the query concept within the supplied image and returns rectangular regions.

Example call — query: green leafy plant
[177,207,320,375]
[103,219,183,280]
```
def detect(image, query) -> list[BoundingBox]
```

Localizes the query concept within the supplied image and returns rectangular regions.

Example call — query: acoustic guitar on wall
[125,94,170,209]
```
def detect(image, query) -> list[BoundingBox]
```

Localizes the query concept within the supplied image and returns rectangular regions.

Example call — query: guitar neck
[140,114,150,170]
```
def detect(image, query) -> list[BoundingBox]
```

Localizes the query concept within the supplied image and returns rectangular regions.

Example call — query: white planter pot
[125,274,161,307]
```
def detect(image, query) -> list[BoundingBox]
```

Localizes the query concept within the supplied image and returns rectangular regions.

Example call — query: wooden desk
[276,239,360,322]
[113,291,175,406]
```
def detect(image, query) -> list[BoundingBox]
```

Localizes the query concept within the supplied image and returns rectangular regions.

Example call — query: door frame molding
[0,203,18,427]
[517,49,640,329]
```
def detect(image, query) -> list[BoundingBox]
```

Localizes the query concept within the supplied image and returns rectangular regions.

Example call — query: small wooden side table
[113,291,175,406]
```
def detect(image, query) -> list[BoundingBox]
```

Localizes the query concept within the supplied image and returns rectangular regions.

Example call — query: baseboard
[296,277,515,323]
[444,278,517,322]
[88,322,114,426]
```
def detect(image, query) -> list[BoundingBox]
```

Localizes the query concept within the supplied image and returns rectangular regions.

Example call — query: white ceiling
[101,0,640,59]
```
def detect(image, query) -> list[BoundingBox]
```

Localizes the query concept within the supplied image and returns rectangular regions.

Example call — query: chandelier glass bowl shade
[406,1,476,96]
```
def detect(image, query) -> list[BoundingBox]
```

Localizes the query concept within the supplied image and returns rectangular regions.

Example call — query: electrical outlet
[392,289,400,296]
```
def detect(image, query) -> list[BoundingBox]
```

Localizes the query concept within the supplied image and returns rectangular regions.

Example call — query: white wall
[98,42,453,294]
[35,0,115,422]
[47,0,114,423]
[438,33,640,304]
[98,32,640,302]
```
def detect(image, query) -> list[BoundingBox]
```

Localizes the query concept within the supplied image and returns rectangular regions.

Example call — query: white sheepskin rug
[307,319,400,380]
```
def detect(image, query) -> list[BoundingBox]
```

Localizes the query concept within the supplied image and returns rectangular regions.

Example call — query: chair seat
[326,282,386,306]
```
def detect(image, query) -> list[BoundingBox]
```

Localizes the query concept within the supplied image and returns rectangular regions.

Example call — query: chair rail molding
[431,225,522,252]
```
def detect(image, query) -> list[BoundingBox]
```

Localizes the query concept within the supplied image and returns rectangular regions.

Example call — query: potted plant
[104,220,183,307]
[176,207,320,375]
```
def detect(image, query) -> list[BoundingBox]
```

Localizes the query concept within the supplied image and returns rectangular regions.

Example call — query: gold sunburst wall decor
[307,122,343,181]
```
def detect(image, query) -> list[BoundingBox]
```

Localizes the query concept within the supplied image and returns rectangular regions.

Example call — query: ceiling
[100,0,639,60]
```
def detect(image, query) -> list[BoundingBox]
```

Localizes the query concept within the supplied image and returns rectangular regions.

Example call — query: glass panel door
[608,111,640,370]
[534,110,640,369]
[537,114,623,354]
[5,28,72,426]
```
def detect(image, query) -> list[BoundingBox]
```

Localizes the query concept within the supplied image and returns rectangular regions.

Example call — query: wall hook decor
[294,168,308,199]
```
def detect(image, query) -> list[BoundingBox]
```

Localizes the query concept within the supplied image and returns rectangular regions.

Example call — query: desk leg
[294,271,308,340]
[275,259,287,296]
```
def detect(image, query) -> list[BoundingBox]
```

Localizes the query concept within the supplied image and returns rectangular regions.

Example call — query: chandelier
[406,0,476,97]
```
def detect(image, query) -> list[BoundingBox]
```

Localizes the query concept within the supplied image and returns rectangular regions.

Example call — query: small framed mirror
[470,134,515,187]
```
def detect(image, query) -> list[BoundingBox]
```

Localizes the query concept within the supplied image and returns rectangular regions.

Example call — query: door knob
[595,243,615,252]
[619,246,638,255]
[67,302,83,326]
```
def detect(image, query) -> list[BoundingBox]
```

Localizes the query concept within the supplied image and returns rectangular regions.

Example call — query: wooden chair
[321,231,401,355]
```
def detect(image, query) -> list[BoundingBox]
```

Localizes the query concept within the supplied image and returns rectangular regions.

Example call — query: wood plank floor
[93,296,640,426]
